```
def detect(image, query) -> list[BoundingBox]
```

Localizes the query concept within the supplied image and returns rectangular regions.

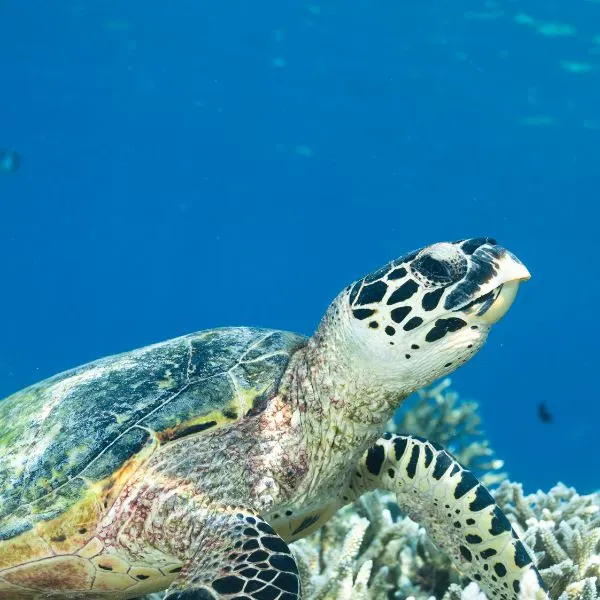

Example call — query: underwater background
[0,0,598,495]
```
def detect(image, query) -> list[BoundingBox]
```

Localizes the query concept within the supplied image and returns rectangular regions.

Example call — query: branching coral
[291,491,456,599]
[494,482,600,600]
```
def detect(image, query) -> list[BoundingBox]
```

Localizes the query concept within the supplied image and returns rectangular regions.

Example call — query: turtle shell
[0,327,306,541]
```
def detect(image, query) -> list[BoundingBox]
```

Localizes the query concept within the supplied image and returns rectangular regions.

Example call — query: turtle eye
[412,253,467,285]
[412,255,453,284]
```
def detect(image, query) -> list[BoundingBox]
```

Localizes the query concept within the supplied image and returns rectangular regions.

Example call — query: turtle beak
[467,252,531,325]
[475,280,525,325]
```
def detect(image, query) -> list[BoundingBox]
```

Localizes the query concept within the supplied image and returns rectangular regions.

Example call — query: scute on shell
[0,327,306,541]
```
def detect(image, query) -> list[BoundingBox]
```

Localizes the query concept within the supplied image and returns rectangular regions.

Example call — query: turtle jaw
[466,280,523,325]
[457,258,531,326]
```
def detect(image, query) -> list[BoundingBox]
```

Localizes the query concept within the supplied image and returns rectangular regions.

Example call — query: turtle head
[321,238,530,402]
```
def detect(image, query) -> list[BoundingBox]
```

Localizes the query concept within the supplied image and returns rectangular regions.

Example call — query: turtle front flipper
[162,507,300,600]
[349,434,548,600]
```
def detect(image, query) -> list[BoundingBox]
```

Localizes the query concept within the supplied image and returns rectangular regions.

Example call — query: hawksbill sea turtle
[0,238,546,600]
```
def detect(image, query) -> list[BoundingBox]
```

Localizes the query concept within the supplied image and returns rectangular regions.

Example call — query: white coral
[494,481,600,599]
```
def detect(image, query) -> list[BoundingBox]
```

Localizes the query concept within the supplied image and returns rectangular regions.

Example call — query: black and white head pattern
[345,238,526,369]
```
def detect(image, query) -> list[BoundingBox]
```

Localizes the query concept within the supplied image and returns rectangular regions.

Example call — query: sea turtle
[0,238,545,600]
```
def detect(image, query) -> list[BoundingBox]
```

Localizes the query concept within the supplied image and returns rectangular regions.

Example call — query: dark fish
[537,401,552,423]
[0,149,21,173]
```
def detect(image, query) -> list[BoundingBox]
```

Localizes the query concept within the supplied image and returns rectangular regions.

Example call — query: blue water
[1,1,598,493]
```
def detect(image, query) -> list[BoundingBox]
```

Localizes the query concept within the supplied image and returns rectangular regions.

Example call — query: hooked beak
[463,252,531,325]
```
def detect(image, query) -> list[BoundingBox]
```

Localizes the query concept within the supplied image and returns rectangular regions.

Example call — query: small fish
[0,149,21,173]
[537,401,553,423]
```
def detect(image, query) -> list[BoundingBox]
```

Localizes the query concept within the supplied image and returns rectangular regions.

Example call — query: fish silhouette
[537,401,553,423]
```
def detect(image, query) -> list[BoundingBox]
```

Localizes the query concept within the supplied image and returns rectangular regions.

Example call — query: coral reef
[495,482,600,600]
[291,490,458,599]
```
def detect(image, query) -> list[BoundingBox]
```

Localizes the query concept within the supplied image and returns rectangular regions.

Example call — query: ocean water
[0,0,598,495]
